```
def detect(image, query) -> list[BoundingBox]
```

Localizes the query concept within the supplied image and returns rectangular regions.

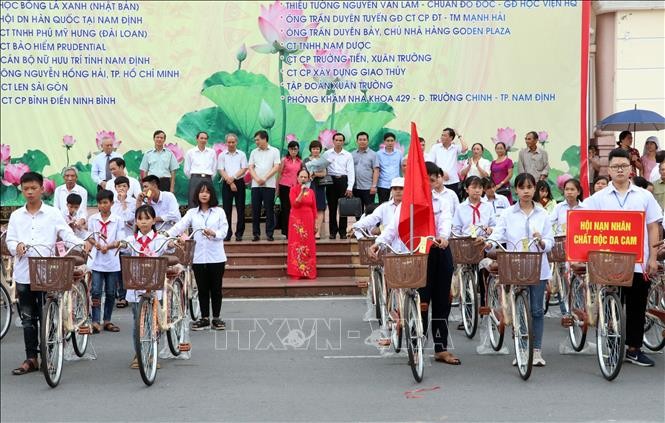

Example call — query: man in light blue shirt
[376,132,403,203]
[139,130,179,193]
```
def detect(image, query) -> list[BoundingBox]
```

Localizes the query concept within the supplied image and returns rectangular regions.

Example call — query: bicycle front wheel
[41,297,63,388]
[487,276,504,351]
[558,264,571,314]
[389,289,402,353]
[167,279,186,357]
[405,294,424,383]
[460,267,479,339]
[135,297,158,386]
[0,282,11,340]
[513,289,533,381]
[188,270,201,322]
[568,275,587,352]
[596,290,625,381]
[643,283,665,351]
[71,280,89,357]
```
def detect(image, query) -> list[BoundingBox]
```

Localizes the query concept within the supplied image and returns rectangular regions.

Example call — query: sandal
[12,359,39,375]
[103,322,120,332]
[116,299,128,308]
[434,351,462,365]
[92,323,102,334]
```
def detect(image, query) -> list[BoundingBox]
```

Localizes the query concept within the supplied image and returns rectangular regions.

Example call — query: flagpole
[410,203,414,252]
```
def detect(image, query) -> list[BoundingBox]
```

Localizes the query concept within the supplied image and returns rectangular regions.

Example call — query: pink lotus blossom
[42,178,55,196]
[62,135,76,147]
[491,127,516,150]
[2,163,30,186]
[213,143,227,157]
[165,143,184,163]
[286,134,298,142]
[318,129,337,150]
[538,131,549,144]
[0,144,9,165]
[303,49,351,84]
[95,130,122,150]
[252,0,318,54]
[557,173,573,191]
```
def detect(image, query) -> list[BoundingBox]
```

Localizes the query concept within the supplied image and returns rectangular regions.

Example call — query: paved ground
[1,297,663,422]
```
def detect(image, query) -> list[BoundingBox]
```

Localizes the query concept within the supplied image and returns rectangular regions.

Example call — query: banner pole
[410,203,414,252]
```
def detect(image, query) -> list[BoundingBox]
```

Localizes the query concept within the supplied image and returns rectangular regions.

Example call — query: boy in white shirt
[110,176,135,308]
[63,193,88,238]
[88,190,122,333]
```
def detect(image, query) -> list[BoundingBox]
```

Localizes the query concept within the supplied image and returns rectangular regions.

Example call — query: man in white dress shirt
[218,133,248,241]
[53,166,88,219]
[429,127,467,199]
[106,157,142,199]
[184,131,217,208]
[136,175,181,230]
[91,136,121,191]
[248,130,281,242]
[350,177,403,238]
[323,132,355,239]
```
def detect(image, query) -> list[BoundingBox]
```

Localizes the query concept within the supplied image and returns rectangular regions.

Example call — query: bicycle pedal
[179,343,191,352]
[560,316,573,328]
[78,326,91,334]
[357,280,368,288]
[479,306,490,316]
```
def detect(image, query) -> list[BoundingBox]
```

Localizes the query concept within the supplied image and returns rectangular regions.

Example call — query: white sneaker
[533,350,546,367]
[512,357,517,366]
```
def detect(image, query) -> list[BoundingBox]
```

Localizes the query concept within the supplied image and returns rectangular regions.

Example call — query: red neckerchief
[135,231,155,257]
[99,218,111,237]
[470,202,481,225]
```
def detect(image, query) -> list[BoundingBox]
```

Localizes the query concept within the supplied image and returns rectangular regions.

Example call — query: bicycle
[1,227,18,340]
[119,238,188,386]
[356,228,386,325]
[561,251,633,381]
[546,230,570,315]
[644,267,665,351]
[374,241,430,383]
[484,239,542,381]
[169,229,203,322]
[25,242,92,388]
[449,226,488,339]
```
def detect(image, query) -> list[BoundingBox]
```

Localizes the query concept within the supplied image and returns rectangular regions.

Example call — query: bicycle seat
[73,266,86,279]
[486,250,497,260]
[488,261,499,274]
[163,255,180,267]
[571,262,586,275]
[70,255,86,267]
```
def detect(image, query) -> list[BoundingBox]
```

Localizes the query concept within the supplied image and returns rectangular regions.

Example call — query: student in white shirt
[550,178,585,235]
[484,173,554,367]
[168,180,229,331]
[452,176,496,236]
[218,133,248,242]
[63,193,88,238]
[350,177,403,238]
[87,190,122,333]
[106,157,142,199]
[248,130,281,241]
[136,175,181,230]
[427,162,460,217]
[53,166,88,217]
[184,131,217,208]
[584,148,661,367]
[323,132,355,239]
[481,177,511,222]
[6,172,89,375]
[110,176,136,308]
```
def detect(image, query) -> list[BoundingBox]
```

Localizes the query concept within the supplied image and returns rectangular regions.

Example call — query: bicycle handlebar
[485,238,542,252]
[375,236,437,255]
[116,236,179,256]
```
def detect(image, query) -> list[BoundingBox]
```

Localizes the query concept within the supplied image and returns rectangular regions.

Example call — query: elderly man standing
[140,130,179,192]
[351,131,379,215]
[218,133,248,242]
[518,131,550,181]
[184,131,217,208]
[429,127,468,198]
[91,136,121,191]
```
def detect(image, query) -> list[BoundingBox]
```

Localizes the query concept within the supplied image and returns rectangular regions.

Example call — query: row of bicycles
[0,228,204,388]
[356,229,665,382]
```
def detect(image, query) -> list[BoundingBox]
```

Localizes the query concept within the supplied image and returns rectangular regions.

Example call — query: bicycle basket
[358,238,381,266]
[29,257,75,292]
[448,237,485,264]
[121,256,167,291]
[174,240,195,266]
[549,236,567,263]
[587,251,635,286]
[496,251,542,285]
[383,253,428,289]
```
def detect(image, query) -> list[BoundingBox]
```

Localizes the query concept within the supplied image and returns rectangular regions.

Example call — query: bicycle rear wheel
[372,268,383,323]
[167,279,186,356]
[0,283,11,340]
[41,297,63,388]
[389,289,402,353]
[596,290,625,381]
[461,267,479,339]
[405,294,424,383]
[487,276,504,351]
[568,275,587,352]
[188,270,201,322]
[513,289,533,381]
[558,264,570,314]
[643,284,665,351]
[135,297,158,386]
[71,280,89,357]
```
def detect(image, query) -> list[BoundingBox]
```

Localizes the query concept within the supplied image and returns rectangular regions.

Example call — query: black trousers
[418,247,454,353]
[192,262,226,319]
[251,187,275,237]
[16,283,43,360]
[352,188,375,217]
[377,187,391,204]
[222,179,246,239]
[445,182,461,201]
[158,177,171,192]
[326,176,348,237]
[188,175,212,208]
[621,273,651,349]
[278,185,291,236]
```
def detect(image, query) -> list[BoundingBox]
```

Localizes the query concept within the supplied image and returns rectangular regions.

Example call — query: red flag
[398,122,435,252]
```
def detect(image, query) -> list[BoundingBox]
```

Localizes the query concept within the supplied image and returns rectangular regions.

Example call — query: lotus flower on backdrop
[2,163,30,188]
[556,173,573,191]
[95,130,122,150]
[165,143,184,164]
[538,131,549,146]
[62,135,76,167]
[258,99,276,130]
[286,134,298,142]
[318,129,337,150]
[456,160,466,180]
[0,144,10,165]
[213,143,227,157]
[42,178,55,197]
[303,49,351,130]
[236,43,247,70]
[491,127,517,150]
